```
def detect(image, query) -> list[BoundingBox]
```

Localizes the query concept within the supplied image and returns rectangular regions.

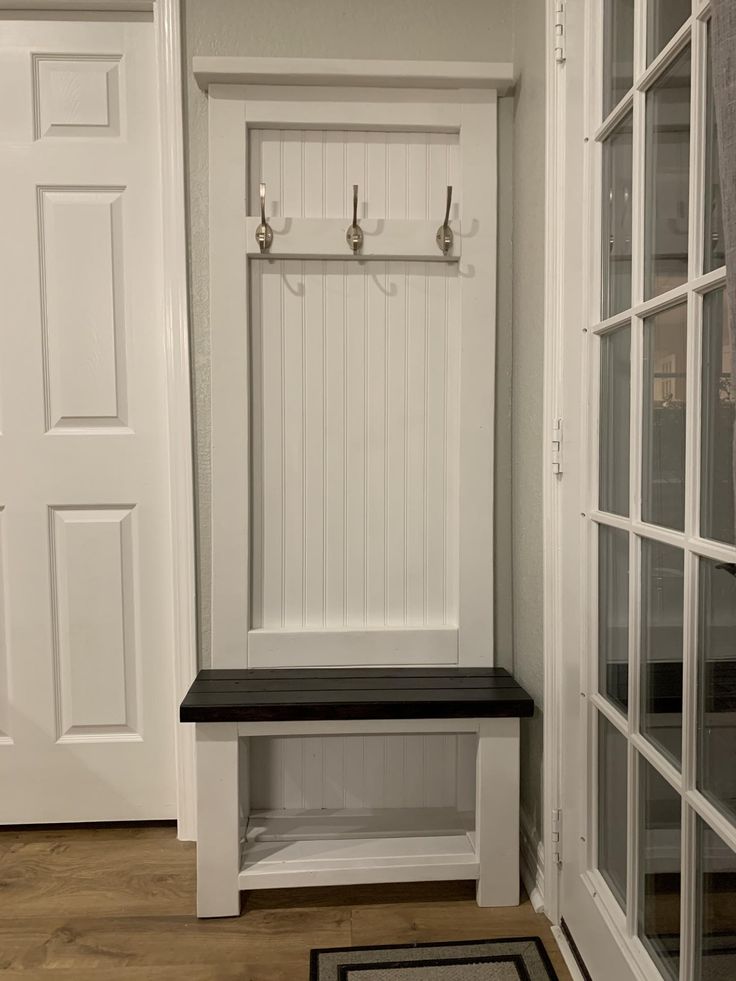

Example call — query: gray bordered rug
[310,938,560,980]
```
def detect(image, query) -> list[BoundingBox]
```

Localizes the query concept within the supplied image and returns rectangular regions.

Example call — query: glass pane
[642,304,687,531]
[647,0,690,64]
[641,540,684,767]
[598,713,628,909]
[600,326,631,516]
[701,289,735,546]
[603,0,634,116]
[696,820,736,980]
[599,525,630,712]
[602,113,633,318]
[644,46,691,300]
[697,557,736,826]
[704,27,725,273]
[638,758,681,981]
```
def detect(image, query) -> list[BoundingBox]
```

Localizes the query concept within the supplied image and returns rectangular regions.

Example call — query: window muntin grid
[589,3,734,980]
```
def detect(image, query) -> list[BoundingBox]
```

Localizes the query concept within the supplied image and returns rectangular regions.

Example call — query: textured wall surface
[511,0,546,845]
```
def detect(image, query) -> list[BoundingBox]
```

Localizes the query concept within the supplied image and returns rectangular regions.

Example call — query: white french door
[559,1,735,979]
[0,15,177,822]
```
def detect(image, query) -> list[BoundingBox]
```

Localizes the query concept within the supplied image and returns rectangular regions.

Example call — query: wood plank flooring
[0,825,571,980]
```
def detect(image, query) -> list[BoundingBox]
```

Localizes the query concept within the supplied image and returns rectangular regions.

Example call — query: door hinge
[554,1,566,64]
[552,418,563,475]
[552,808,563,866]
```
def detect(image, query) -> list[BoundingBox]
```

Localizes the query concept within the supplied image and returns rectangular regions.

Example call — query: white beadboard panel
[38,187,129,432]
[249,129,460,221]
[249,733,476,811]
[50,506,140,741]
[250,260,460,635]
[33,55,122,140]
[0,507,9,743]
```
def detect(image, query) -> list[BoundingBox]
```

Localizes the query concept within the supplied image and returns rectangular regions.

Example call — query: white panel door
[0,15,177,822]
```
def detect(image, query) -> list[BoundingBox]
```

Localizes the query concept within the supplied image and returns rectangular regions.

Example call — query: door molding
[1,0,197,839]
[542,0,565,927]
[154,0,197,843]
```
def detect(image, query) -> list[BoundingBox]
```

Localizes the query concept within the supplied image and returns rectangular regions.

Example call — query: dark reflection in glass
[701,289,734,546]
[602,114,633,318]
[647,0,690,64]
[641,540,684,767]
[599,713,628,910]
[638,758,681,981]
[603,0,634,116]
[642,304,687,531]
[599,525,630,712]
[644,47,691,299]
[704,27,725,273]
[600,326,631,516]
[697,558,736,826]
[696,820,736,981]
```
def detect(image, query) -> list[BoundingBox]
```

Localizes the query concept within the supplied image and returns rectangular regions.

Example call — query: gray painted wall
[182,0,544,837]
[511,0,546,843]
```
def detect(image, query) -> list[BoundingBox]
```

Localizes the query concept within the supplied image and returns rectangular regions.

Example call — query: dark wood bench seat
[182,666,534,917]
[180,667,534,723]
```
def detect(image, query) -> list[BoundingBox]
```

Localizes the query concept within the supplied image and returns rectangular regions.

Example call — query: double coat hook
[255,181,273,254]
[436,186,454,255]
[345,184,364,254]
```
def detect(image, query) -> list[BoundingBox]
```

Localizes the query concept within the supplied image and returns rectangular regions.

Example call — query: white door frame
[0,0,197,840]
[542,0,566,934]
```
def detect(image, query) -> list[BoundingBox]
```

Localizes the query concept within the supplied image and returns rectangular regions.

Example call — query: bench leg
[475,717,520,907]
[195,723,242,917]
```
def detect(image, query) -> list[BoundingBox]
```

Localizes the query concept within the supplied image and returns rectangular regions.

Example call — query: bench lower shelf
[240,809,479,889]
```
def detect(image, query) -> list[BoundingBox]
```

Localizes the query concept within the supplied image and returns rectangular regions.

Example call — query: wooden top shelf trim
[193,57,516,94]
[180,667,534,723]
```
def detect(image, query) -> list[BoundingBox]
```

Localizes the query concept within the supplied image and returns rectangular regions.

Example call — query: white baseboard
[520,808,545,913]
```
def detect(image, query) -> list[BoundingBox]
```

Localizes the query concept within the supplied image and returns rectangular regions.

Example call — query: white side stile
[195,723,241,917]
[210,95,250,667]
[457,94,496,667]
[475,717,519,906]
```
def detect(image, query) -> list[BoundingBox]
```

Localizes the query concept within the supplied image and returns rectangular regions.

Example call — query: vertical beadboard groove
[249,128,470,812]
[321,262,327,626]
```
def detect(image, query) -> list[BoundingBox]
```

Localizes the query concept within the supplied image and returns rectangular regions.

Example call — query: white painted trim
[154,0,198,842]
[247,627,458,667]
[0,0,152,9]
[520,807,545,913]
[194,57,515,94]
[542,0,564,928]
[237,718,482,737]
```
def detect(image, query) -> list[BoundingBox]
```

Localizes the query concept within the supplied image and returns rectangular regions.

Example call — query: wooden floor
[0,824,572,980]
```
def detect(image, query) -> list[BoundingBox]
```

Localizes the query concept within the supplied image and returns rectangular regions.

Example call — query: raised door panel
[50,507,139,741]
[38,187,128,432]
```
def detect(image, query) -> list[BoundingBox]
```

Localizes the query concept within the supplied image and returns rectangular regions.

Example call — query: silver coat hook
[436,185,454,255]
[346,184,364,254]
[255,181,273,254]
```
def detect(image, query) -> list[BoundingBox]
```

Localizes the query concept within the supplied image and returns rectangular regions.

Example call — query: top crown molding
[193,56,515,95]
